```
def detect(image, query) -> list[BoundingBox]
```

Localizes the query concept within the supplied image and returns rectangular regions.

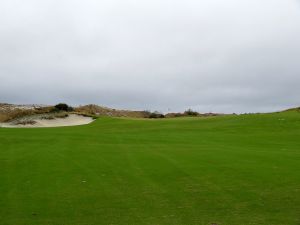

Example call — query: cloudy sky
[0,0,300,113]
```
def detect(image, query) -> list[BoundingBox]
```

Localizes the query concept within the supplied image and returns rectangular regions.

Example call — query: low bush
[54,103,73,112]
[165,113,186,118]
[148,111,165,119]
[184,109,199,116]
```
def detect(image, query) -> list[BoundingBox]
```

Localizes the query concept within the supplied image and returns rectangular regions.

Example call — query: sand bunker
[0,114,94,128]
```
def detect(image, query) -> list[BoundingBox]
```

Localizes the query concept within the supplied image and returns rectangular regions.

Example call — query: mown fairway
[0,112,299,225]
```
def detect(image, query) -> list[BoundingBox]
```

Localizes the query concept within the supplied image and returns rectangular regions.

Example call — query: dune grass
[0,112,299,225]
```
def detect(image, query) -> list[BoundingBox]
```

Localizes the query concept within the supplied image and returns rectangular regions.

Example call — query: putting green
[0,112,299,225]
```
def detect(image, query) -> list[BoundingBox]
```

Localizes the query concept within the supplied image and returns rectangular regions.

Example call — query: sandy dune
[0,114,94,128]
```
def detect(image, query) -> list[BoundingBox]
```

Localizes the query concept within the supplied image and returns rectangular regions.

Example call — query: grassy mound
[0,111,299,225]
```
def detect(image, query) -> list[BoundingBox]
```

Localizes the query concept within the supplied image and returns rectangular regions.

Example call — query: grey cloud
[0,0,300,113]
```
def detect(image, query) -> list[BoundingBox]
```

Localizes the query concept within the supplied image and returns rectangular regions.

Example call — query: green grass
[0,112,299,225]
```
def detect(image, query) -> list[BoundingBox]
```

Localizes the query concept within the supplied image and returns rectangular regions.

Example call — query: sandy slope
[0,114,94,128]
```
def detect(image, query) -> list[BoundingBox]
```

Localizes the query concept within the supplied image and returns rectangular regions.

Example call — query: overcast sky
[0,0,300,113]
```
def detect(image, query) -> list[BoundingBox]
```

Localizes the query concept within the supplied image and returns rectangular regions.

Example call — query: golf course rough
[0,111,299,225]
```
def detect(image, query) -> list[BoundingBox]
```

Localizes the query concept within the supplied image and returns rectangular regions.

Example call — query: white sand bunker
[0,114,94,128]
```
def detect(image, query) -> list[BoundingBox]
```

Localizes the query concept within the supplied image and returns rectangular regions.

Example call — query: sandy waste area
[0,114,94,128]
